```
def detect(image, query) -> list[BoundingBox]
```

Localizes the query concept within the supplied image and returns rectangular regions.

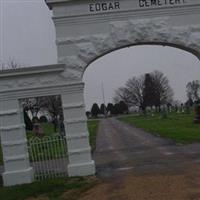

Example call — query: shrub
[40,115,48,123]
[32,116,39,123]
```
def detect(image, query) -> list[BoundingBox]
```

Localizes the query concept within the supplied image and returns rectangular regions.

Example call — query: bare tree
[113,87,131,106]
[38,95,63,132]
[186,80,200,103]
[7,60,22,69]
[151,70,174,109]
[125,76,145,110]
[0,60,6,70]
[22,97,41,118]
[113,70,174,112]
[114,76,145,111]
[0,59,23,70]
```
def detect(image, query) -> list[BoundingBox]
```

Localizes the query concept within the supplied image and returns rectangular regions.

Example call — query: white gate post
[61,83,95,176]
[0,99,33,186]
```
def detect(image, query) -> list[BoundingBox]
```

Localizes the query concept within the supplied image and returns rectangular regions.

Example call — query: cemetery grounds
[0,111,200,199]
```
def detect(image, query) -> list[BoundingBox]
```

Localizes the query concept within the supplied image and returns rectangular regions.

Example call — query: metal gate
[28,135,68,180]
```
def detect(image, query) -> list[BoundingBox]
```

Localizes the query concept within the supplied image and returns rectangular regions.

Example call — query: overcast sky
[1,0,200,111]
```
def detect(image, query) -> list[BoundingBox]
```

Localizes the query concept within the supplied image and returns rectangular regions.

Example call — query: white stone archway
[1,0,200,186]
[46,0,200,81]
[45,0,200,180]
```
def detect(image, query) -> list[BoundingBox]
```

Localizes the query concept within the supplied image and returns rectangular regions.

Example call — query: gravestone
[194,105,200,123]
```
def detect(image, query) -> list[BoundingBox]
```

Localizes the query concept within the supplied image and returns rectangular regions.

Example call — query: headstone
[194,105,200,124]
[33,123,44,137]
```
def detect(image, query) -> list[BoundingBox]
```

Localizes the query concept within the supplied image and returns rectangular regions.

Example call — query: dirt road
[79,165,200,200]
[94,118,200,177]
[79,118,200,200]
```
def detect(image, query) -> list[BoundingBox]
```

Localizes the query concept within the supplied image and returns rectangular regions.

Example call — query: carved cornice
[0,81,84,101]
[54,6,200,26]
[0,63,83,93]
[0,64,65,78]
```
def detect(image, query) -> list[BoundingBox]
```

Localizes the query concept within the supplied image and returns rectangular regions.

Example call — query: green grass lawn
[0,176,98,200]
[27,122,57,139]
[119,112,200,144]
[87,120,99,152]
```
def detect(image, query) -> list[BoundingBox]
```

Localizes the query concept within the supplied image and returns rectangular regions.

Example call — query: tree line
[88,101,129,118]
[88,70,173,118]
[88,70,200,118]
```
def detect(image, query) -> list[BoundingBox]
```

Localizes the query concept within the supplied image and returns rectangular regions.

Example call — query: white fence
[28,135,68,180]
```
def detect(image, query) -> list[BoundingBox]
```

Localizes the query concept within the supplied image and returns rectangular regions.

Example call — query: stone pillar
[62,83,95,176]
[0,99,33,186]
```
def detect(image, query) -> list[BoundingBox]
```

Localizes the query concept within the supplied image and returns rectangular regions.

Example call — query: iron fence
[28,135,68,180]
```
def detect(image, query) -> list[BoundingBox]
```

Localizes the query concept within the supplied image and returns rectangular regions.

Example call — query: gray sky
[0,0,57,66]
[1,0,200,111]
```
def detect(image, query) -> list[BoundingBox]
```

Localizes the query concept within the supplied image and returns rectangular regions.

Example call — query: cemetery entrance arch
[46,0,200,179]
[0,0,200,187]
[45,0,200,179]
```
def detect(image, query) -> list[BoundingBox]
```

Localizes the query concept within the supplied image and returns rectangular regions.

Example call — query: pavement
[93,117,200,178]
[77,118,200,200]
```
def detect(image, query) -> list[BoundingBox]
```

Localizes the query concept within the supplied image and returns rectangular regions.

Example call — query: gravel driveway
[79,117,200,200]
[93,117,200,177]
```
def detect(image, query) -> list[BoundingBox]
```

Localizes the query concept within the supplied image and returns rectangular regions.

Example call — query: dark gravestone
[194,105,200,124]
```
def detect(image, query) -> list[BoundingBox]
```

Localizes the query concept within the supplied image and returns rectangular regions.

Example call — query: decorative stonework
[57,17,200,80]
[0,64,65,92]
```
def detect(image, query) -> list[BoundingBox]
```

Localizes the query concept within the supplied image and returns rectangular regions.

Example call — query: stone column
[0,99,33,186]
[62,82,95,176]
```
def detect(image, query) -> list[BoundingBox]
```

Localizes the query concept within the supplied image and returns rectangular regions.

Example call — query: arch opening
[83,44,200,111]
[83,44,200,176]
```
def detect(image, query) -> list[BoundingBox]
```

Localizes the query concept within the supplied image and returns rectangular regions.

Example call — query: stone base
[68,160,95,177]
[3,167,34,186]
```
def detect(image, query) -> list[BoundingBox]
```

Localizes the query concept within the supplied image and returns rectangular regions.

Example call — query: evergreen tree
[107,103,114,115]
[143,73,156,109]
[119,101,129,114]
[100,103,107,115]
[113,103,121,115]
[91,103,100,117]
